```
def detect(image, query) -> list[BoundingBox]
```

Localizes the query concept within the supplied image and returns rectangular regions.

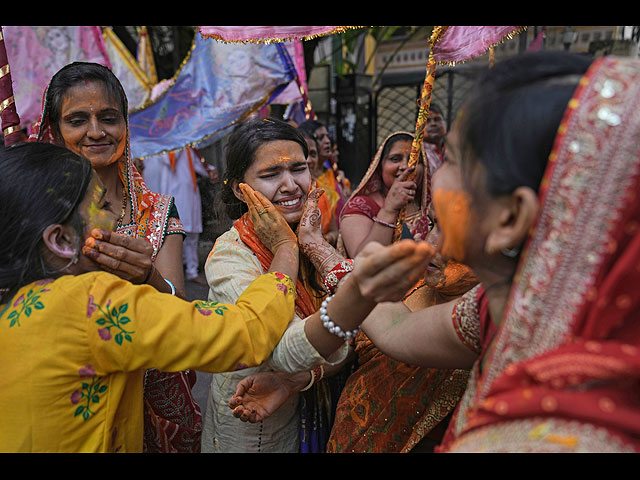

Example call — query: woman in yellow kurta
[0,142,431,453]
[1,270,294,452]
[0,142,297,453]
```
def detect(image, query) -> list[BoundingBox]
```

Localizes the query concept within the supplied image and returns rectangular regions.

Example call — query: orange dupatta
[234,213,318,318]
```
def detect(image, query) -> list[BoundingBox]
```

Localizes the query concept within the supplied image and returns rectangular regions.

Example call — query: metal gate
[374,64,483,150]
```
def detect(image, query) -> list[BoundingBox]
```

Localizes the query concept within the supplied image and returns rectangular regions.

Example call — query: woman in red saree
[361,51,640,452]
[338,131,430,258]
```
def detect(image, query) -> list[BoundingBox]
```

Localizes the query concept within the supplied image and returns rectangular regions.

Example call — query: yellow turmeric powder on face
[433,188,472,262]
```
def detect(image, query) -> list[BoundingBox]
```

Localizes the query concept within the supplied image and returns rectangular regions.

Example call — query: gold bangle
[299,370,315,392]
[299,365,324,392]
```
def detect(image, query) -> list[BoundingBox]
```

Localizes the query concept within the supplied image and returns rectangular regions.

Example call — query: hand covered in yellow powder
[240,183,298,255]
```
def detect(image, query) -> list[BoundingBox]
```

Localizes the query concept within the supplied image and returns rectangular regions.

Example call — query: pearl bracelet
[320,294,359,340]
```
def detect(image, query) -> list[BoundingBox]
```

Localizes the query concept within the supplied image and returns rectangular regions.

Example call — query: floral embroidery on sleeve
[70,365,108,421]
[272,272,294,297]
[195,301,229,316]
[5,279,52,328]
[88,296,135,345]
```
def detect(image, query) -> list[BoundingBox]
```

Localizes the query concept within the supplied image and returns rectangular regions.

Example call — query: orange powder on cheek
[433,189,472,262]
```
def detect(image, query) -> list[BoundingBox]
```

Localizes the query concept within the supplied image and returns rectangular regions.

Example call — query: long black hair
[0,142,93,300]
[458,51,593,198]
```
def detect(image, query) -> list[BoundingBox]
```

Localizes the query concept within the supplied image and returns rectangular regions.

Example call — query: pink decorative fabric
[3,27,110,129]
[432,26,522,64]
[271,41,305,105]
[198,26,353,43]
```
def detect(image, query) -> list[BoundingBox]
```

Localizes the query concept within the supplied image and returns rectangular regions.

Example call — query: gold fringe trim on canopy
[432,26,528,66]
[198,26,367,44]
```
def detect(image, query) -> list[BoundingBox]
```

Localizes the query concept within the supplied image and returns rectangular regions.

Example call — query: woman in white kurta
[201,118,432,452]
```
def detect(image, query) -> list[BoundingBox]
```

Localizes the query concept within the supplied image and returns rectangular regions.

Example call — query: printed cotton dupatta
[440,56,640,453]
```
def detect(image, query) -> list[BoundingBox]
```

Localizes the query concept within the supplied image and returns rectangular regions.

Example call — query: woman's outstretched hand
[351,239,434,304]
[240,183,297,255]
[82,229,153,284]
[228,371,302,423]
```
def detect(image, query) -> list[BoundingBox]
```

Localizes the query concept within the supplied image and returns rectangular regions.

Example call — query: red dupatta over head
[336,131,432,256]
[441,56,640,453]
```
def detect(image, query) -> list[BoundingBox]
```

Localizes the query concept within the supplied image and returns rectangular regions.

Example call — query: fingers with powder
[82,229,153,283]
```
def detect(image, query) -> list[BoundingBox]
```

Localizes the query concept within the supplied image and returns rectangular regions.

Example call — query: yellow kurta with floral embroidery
[0,270,295,453]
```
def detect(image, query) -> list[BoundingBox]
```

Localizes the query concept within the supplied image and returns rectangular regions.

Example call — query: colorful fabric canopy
[102,26,155,112]
[2,26,110,130]
[197,26,363,44]
[431,26,525,65]
[128,34,297,160]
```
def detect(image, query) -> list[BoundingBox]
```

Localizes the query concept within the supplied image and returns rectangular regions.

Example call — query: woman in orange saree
[326,204,477,453]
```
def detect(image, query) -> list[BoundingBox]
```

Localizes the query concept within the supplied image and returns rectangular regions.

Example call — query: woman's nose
[280,172,298,192]
[86,118,104,138]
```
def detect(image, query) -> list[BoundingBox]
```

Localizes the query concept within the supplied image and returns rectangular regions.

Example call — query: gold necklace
[117,184,127,227]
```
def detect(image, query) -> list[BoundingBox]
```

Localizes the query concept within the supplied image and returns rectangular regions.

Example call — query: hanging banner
[2,26,111,129]
[395,25,526,240]
[431,26,525,65]
[102,26,153,111]
[271,40,305,105]
[128,33,297,160]
[198,26,363,44]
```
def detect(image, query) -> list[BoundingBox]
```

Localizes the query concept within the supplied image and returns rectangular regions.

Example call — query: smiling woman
[28,62,201,453]
[203,117,433,452]
[337,131,429,258]
[234,139,311,224]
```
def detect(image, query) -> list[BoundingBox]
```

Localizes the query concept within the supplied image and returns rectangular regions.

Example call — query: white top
[142,147,207,233]
[201,226,348,453]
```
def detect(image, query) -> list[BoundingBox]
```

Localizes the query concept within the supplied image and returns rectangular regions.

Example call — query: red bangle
[323,259,354,294]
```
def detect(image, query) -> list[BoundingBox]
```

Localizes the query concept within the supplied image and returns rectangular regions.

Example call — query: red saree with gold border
[439,56,640,453]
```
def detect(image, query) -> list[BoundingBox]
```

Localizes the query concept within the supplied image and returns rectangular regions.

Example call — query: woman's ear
[42,223,80,260]
[231,180,246,204]
[484,186,539,255]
